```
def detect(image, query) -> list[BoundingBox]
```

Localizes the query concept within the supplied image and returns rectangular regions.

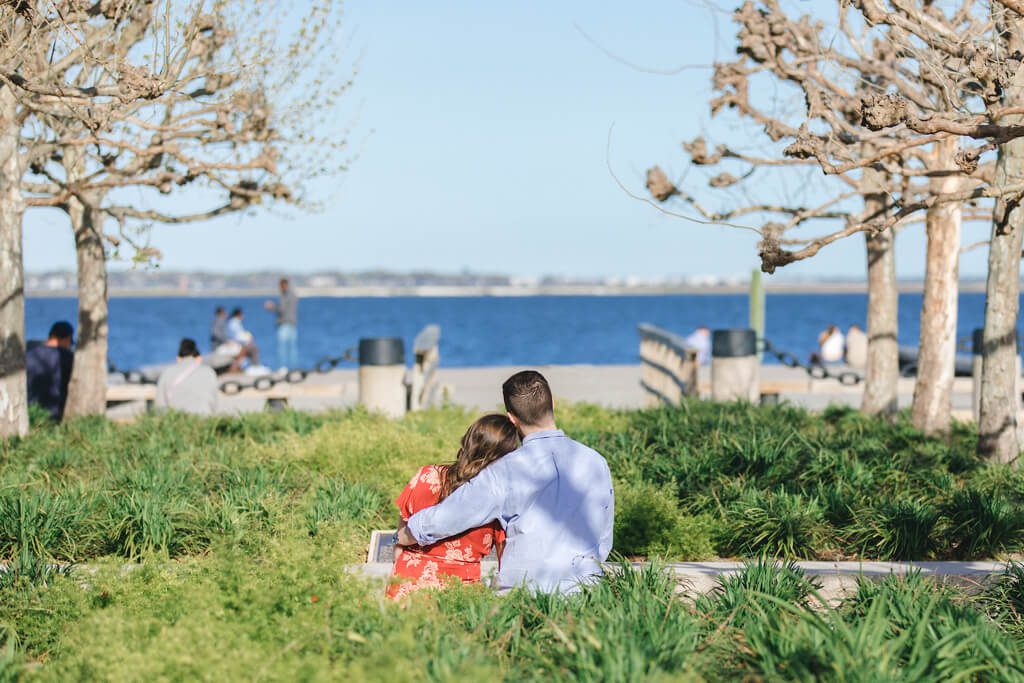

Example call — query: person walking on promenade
[264,278,298,370]
[155,338,219,415]
[397,370,615,594]
[25,321,75,421]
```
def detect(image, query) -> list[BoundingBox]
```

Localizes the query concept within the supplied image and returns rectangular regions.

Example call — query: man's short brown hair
[502,370,554,426]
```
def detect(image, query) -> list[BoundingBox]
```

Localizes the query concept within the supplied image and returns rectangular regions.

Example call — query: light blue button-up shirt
[406,429,614,593]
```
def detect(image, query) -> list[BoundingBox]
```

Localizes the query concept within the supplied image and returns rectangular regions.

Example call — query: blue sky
[22,0,994,279]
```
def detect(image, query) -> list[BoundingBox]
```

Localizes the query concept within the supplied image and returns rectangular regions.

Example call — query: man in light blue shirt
[398,370,614,593]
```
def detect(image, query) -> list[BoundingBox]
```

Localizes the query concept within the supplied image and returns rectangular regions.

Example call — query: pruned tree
[846,0,1024,463]
[646,0,997,432]
[23,0,356,418]
[0,0,203,437]
[647,1,920,417]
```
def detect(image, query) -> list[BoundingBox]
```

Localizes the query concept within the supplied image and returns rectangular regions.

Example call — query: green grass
[2,401,1024,679]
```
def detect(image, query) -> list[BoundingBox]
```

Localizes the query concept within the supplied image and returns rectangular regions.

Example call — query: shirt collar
[522,429,565,443]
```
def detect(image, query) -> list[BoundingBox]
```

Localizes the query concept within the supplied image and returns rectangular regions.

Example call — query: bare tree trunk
[911,137,962,435]
[861,168,899,417]
[978,14,1024,465]
[63,189,109,419]
[0,88,27,437]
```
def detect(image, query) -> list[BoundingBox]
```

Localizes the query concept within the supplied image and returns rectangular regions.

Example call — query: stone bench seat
[361,529,1010,604]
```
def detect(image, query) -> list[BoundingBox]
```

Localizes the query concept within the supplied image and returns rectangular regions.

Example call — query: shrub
[848,498,940,560]
[721,489,829,558]
[612,480,715,560]
[942,487,1024,559]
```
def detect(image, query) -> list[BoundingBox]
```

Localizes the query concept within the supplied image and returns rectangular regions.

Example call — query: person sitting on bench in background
[225,307,261,372]
[26,321,75,421]
[155,338,219,415]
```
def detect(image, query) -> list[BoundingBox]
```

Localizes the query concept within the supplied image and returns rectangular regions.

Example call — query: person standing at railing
[265,277,299,371]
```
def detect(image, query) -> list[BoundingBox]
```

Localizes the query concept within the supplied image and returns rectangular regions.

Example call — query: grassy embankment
[2,403,1024,679]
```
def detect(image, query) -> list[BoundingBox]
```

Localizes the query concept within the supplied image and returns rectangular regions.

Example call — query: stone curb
[352,560,1013,605]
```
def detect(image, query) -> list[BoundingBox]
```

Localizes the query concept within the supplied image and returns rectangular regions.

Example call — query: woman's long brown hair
[439,414,519,501]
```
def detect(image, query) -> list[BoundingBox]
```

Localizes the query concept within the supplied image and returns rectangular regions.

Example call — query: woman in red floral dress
[387,414,519,600]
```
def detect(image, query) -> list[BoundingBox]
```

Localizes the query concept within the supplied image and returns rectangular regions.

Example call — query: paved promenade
[107,363,983,418]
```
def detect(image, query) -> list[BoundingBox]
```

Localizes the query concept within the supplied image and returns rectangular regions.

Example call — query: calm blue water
[23,294,1022,371]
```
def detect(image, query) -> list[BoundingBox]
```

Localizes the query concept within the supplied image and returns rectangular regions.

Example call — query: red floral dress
[387,465,504,600]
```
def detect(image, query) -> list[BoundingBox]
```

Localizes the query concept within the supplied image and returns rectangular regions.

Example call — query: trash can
[711,329,759,403]
[358,337,406,418]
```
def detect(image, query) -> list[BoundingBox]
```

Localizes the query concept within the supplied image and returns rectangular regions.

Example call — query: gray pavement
[106,363,986,419]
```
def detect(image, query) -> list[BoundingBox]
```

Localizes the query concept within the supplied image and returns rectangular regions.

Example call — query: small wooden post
[749,268,765,362]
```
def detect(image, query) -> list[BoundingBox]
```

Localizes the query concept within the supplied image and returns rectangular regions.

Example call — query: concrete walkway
[354,559,1010,604]
[107,363,986,419]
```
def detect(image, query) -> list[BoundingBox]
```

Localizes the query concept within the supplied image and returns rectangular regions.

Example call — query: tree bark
[0,88,27,437]
[63,184,109,419]
[911,137,962,435]
[978,13,1024,464]
[861,168,899,417]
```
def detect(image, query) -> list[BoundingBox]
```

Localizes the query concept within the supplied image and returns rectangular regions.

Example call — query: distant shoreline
[26,281,992,298]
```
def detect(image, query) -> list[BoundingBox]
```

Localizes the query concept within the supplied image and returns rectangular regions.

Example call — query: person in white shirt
[155,338,219,415]
[684,327,711,365]
[844,324,868,369]
[812,325,845,365]
[225,307,260,371]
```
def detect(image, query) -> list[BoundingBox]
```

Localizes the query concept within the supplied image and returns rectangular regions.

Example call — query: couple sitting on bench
[388,371,615,599]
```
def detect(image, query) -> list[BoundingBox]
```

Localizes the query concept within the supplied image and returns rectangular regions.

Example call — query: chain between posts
[758,338,863,386]
[111,347,357,394]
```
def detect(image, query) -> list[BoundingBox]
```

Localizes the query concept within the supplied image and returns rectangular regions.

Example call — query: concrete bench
[367,529,498,564]
[358,531,1012,605]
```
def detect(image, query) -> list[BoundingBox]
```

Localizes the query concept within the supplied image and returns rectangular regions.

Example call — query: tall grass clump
[978,561,1024,636]
[695,558,821,629]
[306,478,387,536]
[719,571,1024,680]
[722,488,829,558]
[848,497,940,560]
[942,487,1024,559]
[501,564,706,682]
[0,488,96,564]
